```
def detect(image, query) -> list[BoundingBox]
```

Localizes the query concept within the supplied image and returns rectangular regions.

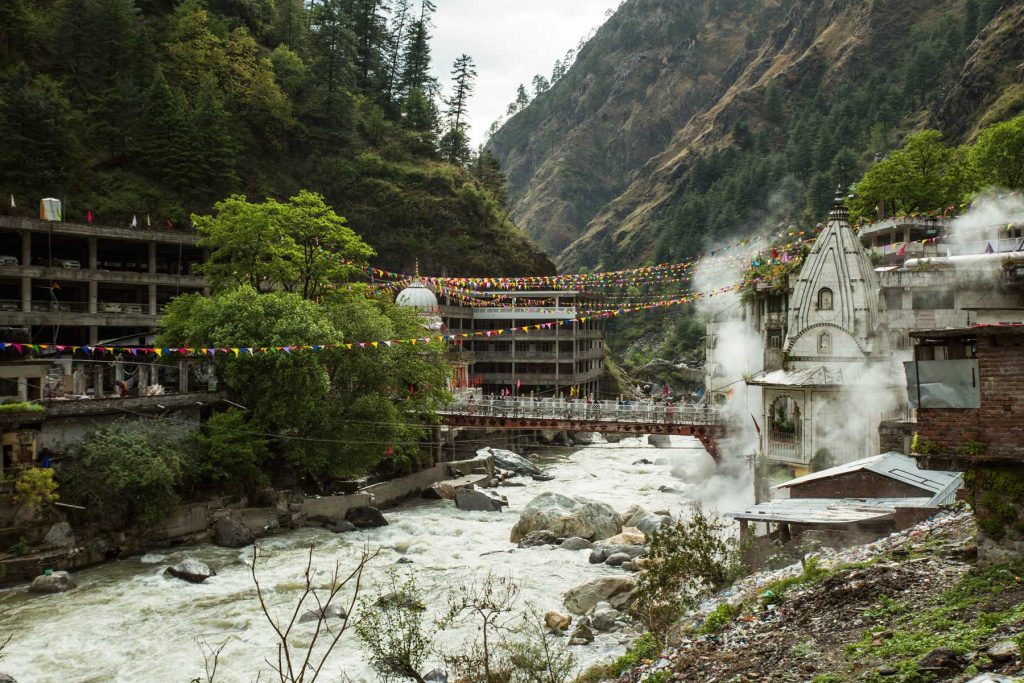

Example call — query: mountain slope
[489,0,1024,271]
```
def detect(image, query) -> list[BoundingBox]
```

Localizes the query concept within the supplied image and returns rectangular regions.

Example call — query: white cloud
[430,0,621,147]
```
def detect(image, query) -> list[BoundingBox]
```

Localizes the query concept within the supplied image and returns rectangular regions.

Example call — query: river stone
[212,517,254,548]
[346,506,389,528]
[423,482,457,501]
[573,432,605,445]
[299,603,348,623]
[987,640,1020,663]
[477,447,542,477]
[591,544,646,564]
[591,608,621,632]
[424,670,448,683]
[544,610,572,631]
[42,522,75,548]
[165,559,216,584]
[604,552,632,567]
[632,458,653,465]
[564,576,637,615]
[648,434,671,448]
[531,473,555,482]
[326,520,358,533]
[917,647,964,674]
[454,485,507,512]
[510,492,621,544]
[0,673,16,683]
[519,530,560,547]
[559,537,593,551]
[568,617,595,645]
[605,527,645,545]
[621,504,670,535]
[29,570,77,594]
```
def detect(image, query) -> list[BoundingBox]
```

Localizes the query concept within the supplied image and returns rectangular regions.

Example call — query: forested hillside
[0,0,555,277]
[489,0,1024,271]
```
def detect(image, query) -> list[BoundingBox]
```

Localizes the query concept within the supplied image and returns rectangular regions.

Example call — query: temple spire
[415,258,420,279]
[829,184,849,223]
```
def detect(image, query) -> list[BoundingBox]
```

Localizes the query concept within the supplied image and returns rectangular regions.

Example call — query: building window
[768,396,801,446]
[883,289,903,310]
[767,329,782,349]
[767,295,784,313]
[818,331,832,355]
[817,288,833,310]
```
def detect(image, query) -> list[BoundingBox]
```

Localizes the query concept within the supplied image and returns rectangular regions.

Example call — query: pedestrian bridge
[438,396,726,460]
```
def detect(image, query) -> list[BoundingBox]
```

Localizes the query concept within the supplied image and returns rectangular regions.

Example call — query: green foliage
[505,606,578,683]
[355,570,433,683]
[8,537,28,556]
[970,114,1024,190]
[630,504,742,636]
[697,602,739,635]
[62,419,187,527]
[13,467,59,508]
[850,130,975,219]
[188,409,270,495]
[0,402,44,413]
[963,467,1024,540]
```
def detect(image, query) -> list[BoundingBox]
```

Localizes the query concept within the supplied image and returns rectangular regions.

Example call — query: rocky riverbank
[604,507,1024,683]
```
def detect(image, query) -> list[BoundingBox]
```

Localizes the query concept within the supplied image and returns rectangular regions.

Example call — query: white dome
[396,280,439,313]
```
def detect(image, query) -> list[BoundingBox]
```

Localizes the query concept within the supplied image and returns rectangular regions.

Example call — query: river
[0,436,752,682]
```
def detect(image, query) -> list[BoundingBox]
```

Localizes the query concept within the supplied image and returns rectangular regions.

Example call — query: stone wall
[964,464,1024,566]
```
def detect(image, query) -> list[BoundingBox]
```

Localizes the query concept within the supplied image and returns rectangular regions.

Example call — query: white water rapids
[0,436,752,682]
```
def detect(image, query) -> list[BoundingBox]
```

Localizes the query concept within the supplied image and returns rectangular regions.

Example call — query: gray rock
[519,530,560,547]
[917,647,964,674]
[454,485,507,512]
[987,640,1020,663]
[29,570,77,594]
[563,576,637,614]
[621,504,671,535]
[346,506,389,528]
[326,520,358,533]
[658,485,682,493]
[42,522,75,548]
[604,552,631,567]
[165,559,216,584]
[377,591,425,611]
[622,561,635,571]
[568,617,595,645]
[477,447,542,477]
[573,432,605,445]
[531,473,555,482]
[559,537,593,551]
[510,492,622,544]
[395,557,414,564]
[212,517,254,548]
[499,480,527,487]
[647,434,672,448]
[594,544,646,560]
[423,482,457,501]
[0,673,18,683]
[299,603,348,623]
[591,608,621,632]
[424,670,447,682]
[632,459,653,465]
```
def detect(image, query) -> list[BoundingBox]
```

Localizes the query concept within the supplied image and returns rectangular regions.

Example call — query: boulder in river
[589,544,646,564]
[423,482,457,500]
[604,527,645,545]
[647,434,672,448]
[544,610,572,631]
[621,504,671,535]
[165,558,216,584]
[518,530,560,547]
[42,522,75,549]
[559,536,593,551]
[572,432,605,445]
[326,520,357,533]
[563,576,637,615]
[0,673,18,683]
[454,485,507,512]
[568,617,595,645]
[424,670,448,683]
[531,473,555,482]
[29,570,77,594]
[299,603,348,623]
[604,552,632,567]
[510,492,621,544]
[212,517,254,548]
[346,506,389,528]
[477,447,543,477]
[591,608,621,632]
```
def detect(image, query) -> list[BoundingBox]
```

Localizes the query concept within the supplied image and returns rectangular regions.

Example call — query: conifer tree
[309,0,356,125]
[348,0,390,95]
[398,2,436,99]
[515,84,530,112]
[137,71,190,188]
[192,83,238,197]
[531,74,550,97]
[440,54,476,165]
[382,0,412,109]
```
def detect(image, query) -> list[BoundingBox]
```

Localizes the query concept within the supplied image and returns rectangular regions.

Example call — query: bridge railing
[440,396,723,426]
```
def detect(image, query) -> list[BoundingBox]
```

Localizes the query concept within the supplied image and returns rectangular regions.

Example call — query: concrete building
[0,214,206,345]
[706,193,1024,476]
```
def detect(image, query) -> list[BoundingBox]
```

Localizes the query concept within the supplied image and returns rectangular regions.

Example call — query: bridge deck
[439,397,726,460]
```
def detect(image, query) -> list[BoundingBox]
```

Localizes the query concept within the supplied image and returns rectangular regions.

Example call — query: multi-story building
[0,213,207,345]
[705,194,1024,475]
[397,279,606,397]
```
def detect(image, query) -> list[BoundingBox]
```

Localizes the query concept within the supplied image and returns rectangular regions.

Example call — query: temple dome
[396,279,439,314]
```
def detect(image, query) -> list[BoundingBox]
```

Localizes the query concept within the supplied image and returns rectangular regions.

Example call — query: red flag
[771,247,779,259]
[87,211,93,224]
[898,242,907,256]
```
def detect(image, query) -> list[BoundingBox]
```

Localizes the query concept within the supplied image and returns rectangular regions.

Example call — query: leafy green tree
[970,114,1024,190]
[63,419,188,527]
[191,83,239,196]
[851,130,975,218]
[188,409,270,495]
[194,191,373,299]
[13,468,59,509]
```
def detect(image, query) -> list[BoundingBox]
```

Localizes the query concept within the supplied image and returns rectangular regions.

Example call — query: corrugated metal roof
[746,367,843,387]
[772,452,962,505]
[725,497,934,525]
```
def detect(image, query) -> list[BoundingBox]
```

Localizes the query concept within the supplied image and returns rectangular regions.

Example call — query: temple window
[817,287,833,310]
[818,331,832,354]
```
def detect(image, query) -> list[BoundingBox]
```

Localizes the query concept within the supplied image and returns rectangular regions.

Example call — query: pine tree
[472,149,510,208]
[398,5,436,99]
[192,83,238,197]
[531,74,550,97]
[515,84,529,112]
[137,71,190,186]
[551,59,565,83]
[273,0,308,50]
[382,0,412,109]
[440,54,476,165]
[963,0,979,45]
[348,0,390,96]
[309,0,355,125]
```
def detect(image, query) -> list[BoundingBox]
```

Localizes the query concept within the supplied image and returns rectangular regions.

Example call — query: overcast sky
[431,1,622,148]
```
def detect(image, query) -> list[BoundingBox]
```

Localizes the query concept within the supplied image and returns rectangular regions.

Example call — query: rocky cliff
[489,0,1024,271]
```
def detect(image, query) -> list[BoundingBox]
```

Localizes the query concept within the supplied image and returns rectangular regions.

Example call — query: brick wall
[788,470,926,499]
[879,420,914,455]
[916,335,1024,462]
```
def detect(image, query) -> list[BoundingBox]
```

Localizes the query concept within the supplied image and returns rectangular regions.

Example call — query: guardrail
[440,396,723,426]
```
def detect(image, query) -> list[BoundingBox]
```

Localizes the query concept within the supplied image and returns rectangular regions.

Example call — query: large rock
[423,482,457,500]
[299,603,348,623]
[345,506,389,528]
[212,517,254,548]
[917,647,964,675]
[510,492,622,544]
[589,544,646,564]
[29,570,77,594]
[0,673,17,683]
[647,434,672,448]
[454,486,507,512]
[568,618,595,645]
[591,608,621,632]
[621,504,671,535]
[604,552,632,567]
[559,537,593,551]
[518,530,560,547]
[573,432,605,445]
[477,447,542,477]
[563,576,637,615]
[165,558,216,584]
[987,640,1020,663]
[42,522,75,548]
[544,611,572,631]
[605,527,645,545]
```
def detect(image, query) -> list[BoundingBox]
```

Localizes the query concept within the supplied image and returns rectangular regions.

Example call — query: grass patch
[697,602,739,634]
[574,631,661,682]
[0,401,43,414]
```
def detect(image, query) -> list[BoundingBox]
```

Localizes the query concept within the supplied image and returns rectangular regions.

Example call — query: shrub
[355,569,433,682]
[0,401,44,413]
[697,602,739,634]
[62,418,187,527]
[13,467,59,508]
[188,409,269,495]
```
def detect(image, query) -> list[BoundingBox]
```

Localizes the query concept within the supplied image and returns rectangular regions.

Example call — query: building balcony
[0,301,163,327]
[0,215,203,246]
[0,263,205,287]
